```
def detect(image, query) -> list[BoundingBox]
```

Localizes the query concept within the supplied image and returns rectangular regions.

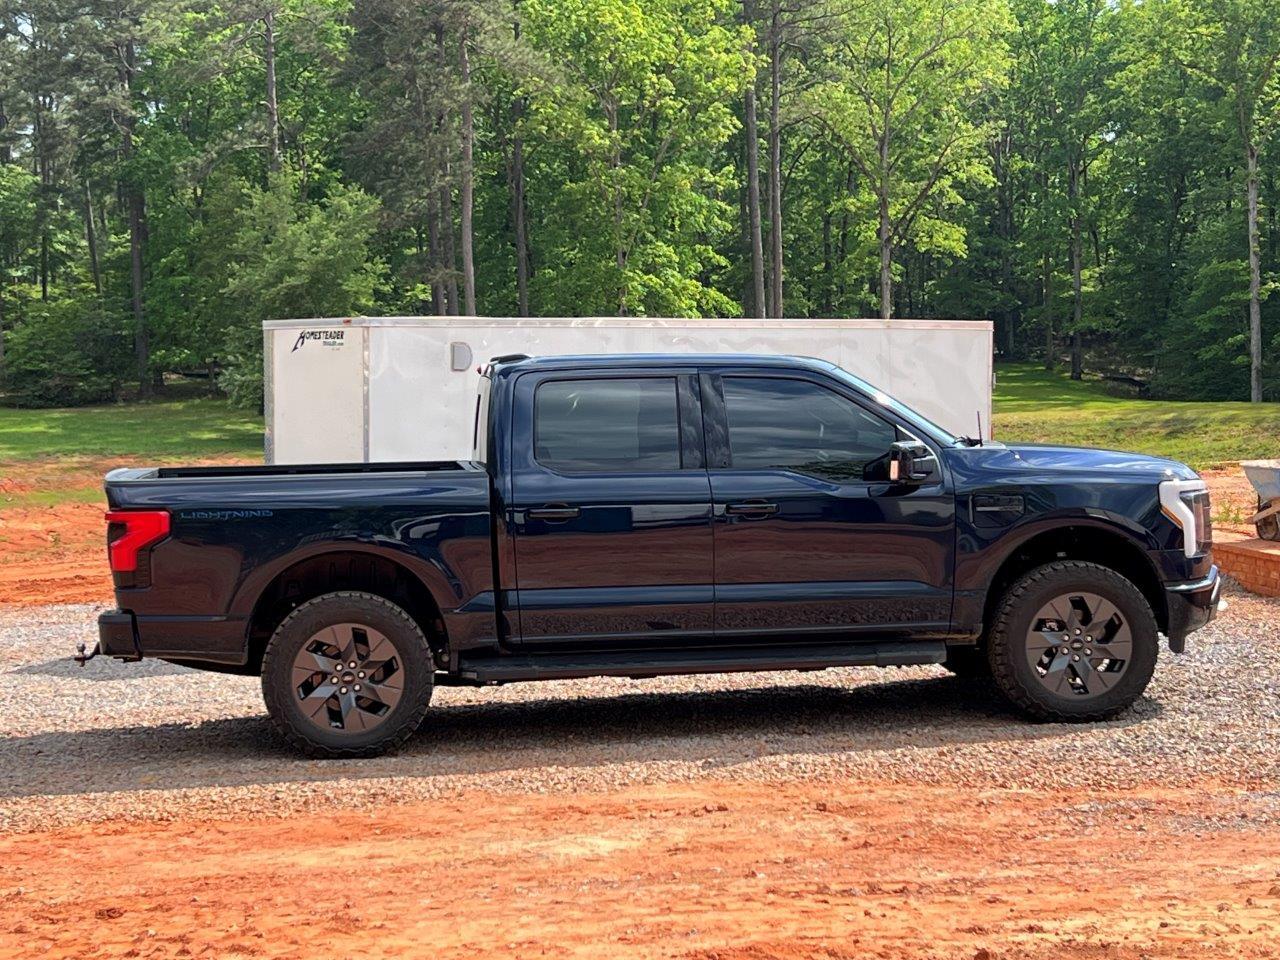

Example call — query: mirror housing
[888,440,936,484]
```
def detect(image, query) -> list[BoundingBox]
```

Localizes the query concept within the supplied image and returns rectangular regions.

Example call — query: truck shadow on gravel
[0,674,1161,800]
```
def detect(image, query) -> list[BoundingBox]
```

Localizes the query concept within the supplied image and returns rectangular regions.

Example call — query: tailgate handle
[527,504,581,522]
[725,500,779,517]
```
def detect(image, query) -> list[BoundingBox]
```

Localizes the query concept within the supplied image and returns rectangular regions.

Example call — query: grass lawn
[0,396,263,463]
[993,363,1280,470]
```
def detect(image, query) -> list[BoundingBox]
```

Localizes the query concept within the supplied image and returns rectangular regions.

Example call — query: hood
[947,442,1199,482]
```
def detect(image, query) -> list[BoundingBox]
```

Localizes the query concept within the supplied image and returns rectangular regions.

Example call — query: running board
[456,641,947,684]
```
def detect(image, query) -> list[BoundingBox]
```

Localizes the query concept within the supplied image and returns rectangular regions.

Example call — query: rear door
[704,368,955,640]
[508,368,714,647]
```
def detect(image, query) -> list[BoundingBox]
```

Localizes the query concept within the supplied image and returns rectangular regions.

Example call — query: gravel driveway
[2,584,1278,832]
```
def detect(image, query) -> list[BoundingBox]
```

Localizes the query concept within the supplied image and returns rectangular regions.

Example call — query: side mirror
[888,440,936,484]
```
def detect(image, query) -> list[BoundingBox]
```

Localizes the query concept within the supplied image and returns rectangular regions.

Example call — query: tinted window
[722,377,896,481]
[535,378,681,472]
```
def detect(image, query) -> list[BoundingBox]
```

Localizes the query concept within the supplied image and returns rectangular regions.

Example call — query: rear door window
[534,378,682,473]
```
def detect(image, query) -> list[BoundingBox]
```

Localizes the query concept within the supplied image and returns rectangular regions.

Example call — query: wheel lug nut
[354,684,361,692]
[1085,648,1092,656]
[1072,655,1080,661]
[349,661,357,668]
[331,676,338,683]
[357,671,365,678]
[340,686,348,694]
[1074,629,1081,635]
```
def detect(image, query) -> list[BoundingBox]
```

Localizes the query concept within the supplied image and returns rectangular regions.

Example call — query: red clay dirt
[0,457,250,606]
[2,780,1278,959]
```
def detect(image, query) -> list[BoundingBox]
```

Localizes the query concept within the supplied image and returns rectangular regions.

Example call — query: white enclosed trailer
[262,316,994,464]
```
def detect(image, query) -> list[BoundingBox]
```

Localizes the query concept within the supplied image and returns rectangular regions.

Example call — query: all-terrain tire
[986,561,1158,722]
[261,591,434,758]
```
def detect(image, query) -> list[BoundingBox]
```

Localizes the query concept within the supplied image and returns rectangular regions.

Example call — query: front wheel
[986,561,1159,722]
[261,591,434,758]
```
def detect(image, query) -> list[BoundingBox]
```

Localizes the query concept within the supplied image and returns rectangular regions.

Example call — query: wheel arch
[980,521,1168,640]
[239,546,452,674]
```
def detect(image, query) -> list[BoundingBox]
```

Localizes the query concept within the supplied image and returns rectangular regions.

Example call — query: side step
[456,641,947,684]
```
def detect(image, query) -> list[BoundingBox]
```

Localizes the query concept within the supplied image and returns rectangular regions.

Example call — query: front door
[508,370,714,647]
[703,370,955,640]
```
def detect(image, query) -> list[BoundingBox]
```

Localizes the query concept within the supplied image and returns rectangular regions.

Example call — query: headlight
[1159,479,1211,558]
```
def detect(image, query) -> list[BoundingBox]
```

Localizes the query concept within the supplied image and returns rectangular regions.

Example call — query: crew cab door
[703,369,954,639]
[507,369,714,647]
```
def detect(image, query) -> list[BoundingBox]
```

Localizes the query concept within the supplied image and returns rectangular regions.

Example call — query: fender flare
[228,538,462,623]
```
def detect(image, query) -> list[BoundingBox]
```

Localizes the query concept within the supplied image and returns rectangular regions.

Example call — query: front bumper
[1164,564,1223,653]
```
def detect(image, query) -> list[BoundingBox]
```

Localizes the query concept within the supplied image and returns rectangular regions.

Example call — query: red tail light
[106,510,170,573]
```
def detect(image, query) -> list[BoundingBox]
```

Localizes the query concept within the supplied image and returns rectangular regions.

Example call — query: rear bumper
[97,610,143,660]
[1164,564,1222,653]
[95,609,248,666]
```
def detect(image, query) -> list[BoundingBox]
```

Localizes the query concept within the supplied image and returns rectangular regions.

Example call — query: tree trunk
[766,0,783,318]
[821,208,832,315]
[510,16,531,317]
[511,125,530,317]
[742,0,765,319]
[878,142,892,320]
[0,95,9,165]
[441,180,458,315]
[122,40,149,396]
[1069,162,1083,381]
[83,182,101,296]
[608,102,627,316]
[837,166,852,311]
[1042,248,1054,370]
[263,8,281,174]
[459,24,476,316]
[1246,140,1262,402]
[427,197,444,315]
[33,99,49,300]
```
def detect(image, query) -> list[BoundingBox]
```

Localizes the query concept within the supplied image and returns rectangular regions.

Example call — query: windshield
[825,365,961,446]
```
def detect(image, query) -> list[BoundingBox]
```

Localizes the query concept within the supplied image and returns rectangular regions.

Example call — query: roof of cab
[487,353,838,377]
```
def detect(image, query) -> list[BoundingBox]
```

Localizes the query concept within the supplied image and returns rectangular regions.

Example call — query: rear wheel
[986,561,1158,722]
[261,591,433,757]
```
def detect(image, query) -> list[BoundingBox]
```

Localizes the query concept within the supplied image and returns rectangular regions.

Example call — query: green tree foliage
[521,0,752,316]
[806,0,1012,320]
[212,173,383,405]
[0,0,1276,407]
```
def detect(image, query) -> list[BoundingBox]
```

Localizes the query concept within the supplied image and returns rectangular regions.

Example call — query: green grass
[993,363,1280,470]
[0,396,263,462]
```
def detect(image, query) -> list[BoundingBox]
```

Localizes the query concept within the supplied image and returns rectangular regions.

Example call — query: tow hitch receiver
[73,641,101,666]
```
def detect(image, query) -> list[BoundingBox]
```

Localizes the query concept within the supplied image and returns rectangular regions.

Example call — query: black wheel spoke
[1026,591,1130,701]
[292,622,404,734]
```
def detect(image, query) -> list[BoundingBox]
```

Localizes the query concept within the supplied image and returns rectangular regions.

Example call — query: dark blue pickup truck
[90,354,1221,756]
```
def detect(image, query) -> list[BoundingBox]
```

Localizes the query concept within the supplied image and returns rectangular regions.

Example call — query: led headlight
[1159,478,1211,558]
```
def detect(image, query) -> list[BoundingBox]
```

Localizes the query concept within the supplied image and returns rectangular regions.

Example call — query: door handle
[725,500,779,517]
[526,504,581,522]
